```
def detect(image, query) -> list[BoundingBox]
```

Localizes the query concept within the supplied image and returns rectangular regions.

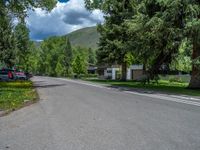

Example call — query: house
[99,64,144,80]
[128,65,144,80]
[104,67,120,80]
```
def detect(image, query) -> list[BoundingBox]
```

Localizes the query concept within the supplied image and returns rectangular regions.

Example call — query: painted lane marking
[124,91,200,107]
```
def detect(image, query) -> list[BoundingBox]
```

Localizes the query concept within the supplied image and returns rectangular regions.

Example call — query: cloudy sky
[26,0,104,41]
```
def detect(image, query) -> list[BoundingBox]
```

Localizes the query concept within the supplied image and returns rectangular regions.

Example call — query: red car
[15,71,27,80]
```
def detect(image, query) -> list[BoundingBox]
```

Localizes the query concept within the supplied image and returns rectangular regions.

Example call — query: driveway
[0,76,200,150]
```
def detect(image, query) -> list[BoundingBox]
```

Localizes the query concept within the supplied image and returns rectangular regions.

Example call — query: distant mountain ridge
[34,26,100,49]
[64,26,99,49]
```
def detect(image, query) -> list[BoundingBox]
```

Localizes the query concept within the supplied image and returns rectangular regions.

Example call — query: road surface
[0,76,200,150]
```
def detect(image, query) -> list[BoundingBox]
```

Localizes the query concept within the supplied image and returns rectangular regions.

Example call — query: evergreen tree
[72,54,87,76]
[0,4,15,67]
[97,0,135,80]
[26,42,40,74]
[63,38,73,76]
[14,22,30,70]
[72,46,88,76]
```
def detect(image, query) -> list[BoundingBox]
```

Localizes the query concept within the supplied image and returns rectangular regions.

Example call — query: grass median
[85,79,200,97]
[0,81,37,113]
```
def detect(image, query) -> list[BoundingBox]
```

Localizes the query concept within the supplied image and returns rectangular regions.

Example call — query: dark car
[25,72,33,79]
[0,68,15,81]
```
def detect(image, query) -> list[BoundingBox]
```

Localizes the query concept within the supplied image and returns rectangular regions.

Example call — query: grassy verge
[0,81,37,113]
[85,79,200,97]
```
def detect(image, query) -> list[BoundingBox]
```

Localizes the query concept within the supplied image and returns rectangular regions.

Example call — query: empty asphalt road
[0,76,200,150]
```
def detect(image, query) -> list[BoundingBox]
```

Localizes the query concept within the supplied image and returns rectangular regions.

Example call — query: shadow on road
[107,85,167,95]
[33,81,66,89]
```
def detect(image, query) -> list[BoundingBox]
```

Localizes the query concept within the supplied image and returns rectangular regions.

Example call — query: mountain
[33,26,100,49]
[65,26,100,49]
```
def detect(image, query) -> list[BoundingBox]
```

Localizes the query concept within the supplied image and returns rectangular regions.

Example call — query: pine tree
[96,0,135,80]
[63,38,73,76]
[14,22,30,70]
[0,3,15,67]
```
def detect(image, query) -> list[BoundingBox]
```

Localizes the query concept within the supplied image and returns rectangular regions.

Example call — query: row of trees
[0,0,96,77]
[85,0,200,89]
[27,36,96,77]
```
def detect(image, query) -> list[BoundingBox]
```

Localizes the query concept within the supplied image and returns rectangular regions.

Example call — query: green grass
[0,81,37,111]
[85,79,200,97]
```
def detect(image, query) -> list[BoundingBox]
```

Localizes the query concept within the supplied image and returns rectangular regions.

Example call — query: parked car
[15,71,27,80]
[0,68,15,81]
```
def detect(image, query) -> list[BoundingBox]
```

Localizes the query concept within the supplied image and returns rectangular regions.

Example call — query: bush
[82,74,98,78]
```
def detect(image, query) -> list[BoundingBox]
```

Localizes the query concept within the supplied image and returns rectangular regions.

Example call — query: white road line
[57,78,200,107]
[124,91,200,107]
[58,78,107,89]
[170,95,200,102]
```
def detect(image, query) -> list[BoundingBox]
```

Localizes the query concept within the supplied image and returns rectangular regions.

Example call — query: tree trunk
[121,62,127,81]
[188,39,200,89]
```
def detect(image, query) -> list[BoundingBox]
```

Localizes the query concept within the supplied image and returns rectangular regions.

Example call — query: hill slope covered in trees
[34,26,99,49]
[65,26,99,49]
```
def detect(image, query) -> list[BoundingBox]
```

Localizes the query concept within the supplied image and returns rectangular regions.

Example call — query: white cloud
[26,0,104,40]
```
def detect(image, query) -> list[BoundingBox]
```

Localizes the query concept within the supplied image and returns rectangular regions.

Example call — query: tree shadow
[107,84,200,97]
[33,83,66,89]
[107,85,157,94]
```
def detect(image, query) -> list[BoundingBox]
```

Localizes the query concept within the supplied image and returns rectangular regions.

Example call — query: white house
[103,65,143,80]
[104,67,120,80]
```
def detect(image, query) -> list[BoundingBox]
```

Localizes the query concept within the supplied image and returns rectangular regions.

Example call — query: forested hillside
[65,26,99,49]
[34,26,99,49]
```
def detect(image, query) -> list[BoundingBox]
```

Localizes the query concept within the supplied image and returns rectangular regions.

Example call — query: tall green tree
[63,38,73,76]
[0,0,56,67]
[126,0,183,76]
[0,4,15,67]
[125,0,200,88]
[72,47,88,76]
[186,0,200,88]
[72,54,87,76]
[14,22,30,70]
[26,42,40,74]
[87,0,135,80]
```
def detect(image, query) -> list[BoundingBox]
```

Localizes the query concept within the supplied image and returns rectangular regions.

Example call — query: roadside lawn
[85,79,200,97]
[0,81,37,113]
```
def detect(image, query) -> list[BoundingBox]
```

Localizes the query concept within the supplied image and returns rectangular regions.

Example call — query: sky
[26,0,104,41]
